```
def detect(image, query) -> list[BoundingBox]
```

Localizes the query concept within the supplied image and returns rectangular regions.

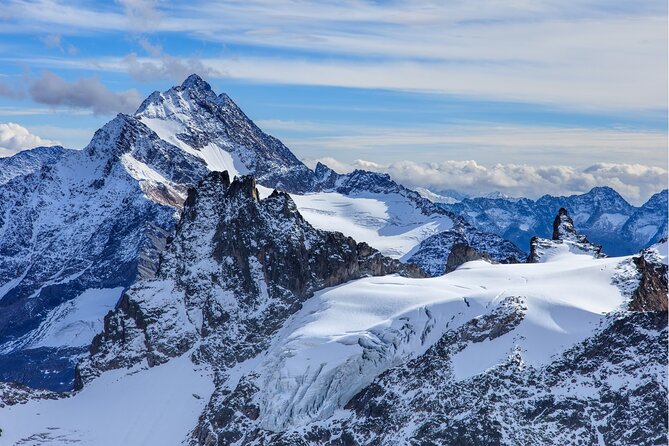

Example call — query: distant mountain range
[437,186,667,256]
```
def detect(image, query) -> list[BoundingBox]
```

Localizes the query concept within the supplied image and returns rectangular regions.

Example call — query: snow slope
[25,287,124,349]
[291,191,453,259]
[0,353,213,445]
[245,251,630,430]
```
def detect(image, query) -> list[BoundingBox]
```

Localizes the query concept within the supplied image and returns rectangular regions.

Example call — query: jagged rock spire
[552,208,587,243]
[528,207,604,262]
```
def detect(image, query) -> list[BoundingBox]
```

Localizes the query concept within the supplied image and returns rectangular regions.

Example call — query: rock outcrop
[407,226,524,276]
[528,208,604,263]
[629,240,668,312]
[444,243,492,273]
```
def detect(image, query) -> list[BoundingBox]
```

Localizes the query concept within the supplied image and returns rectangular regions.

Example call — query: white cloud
[40,33,62,49]
[0,122,59,156]
[28,71,142,114]
[116,0,161,26]
[304,158,667,205]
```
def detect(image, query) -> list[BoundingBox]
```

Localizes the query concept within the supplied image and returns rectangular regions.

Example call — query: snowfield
[291,191,454,259]
[30,287,125,349]
[0,354,214,445]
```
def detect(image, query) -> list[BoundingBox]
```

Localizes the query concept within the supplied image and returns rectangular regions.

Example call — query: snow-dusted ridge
[290,190,454,259]
[442,186,668,256]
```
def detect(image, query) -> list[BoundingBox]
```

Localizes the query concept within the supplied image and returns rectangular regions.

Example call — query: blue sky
[0,0,666,202]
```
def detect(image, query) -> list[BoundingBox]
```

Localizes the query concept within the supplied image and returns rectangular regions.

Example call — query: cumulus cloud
[28,71,142,114]
[0,122,59,157]
[304,158,667,205]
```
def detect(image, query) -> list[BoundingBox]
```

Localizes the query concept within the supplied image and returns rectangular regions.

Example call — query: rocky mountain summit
[528,207,605,263]
[136,74,318,193]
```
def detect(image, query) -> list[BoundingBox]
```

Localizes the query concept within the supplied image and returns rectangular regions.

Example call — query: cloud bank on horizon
[0,0,666,201]
[305,157,666,205]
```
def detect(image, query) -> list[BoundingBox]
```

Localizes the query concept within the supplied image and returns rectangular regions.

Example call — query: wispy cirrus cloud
[123,39,224,82]
[260,120,668,168]
[0,0,666,111]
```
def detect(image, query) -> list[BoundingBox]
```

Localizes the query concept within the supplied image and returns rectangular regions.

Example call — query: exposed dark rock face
[0,381,61,408]
[445,243,492,273]
[553,207,588,242]
[76,170,424,388]
[528,208,604,263]
[629,241,668,312]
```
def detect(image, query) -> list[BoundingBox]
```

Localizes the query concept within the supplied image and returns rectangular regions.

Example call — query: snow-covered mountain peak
[313,161,337,186]
[84,113,135,158]
[135,74,217,118]
[134,75,316,192]
[414,186,460,204]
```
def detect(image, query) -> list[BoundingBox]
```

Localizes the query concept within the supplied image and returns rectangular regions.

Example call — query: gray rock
[445,243,492,273]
